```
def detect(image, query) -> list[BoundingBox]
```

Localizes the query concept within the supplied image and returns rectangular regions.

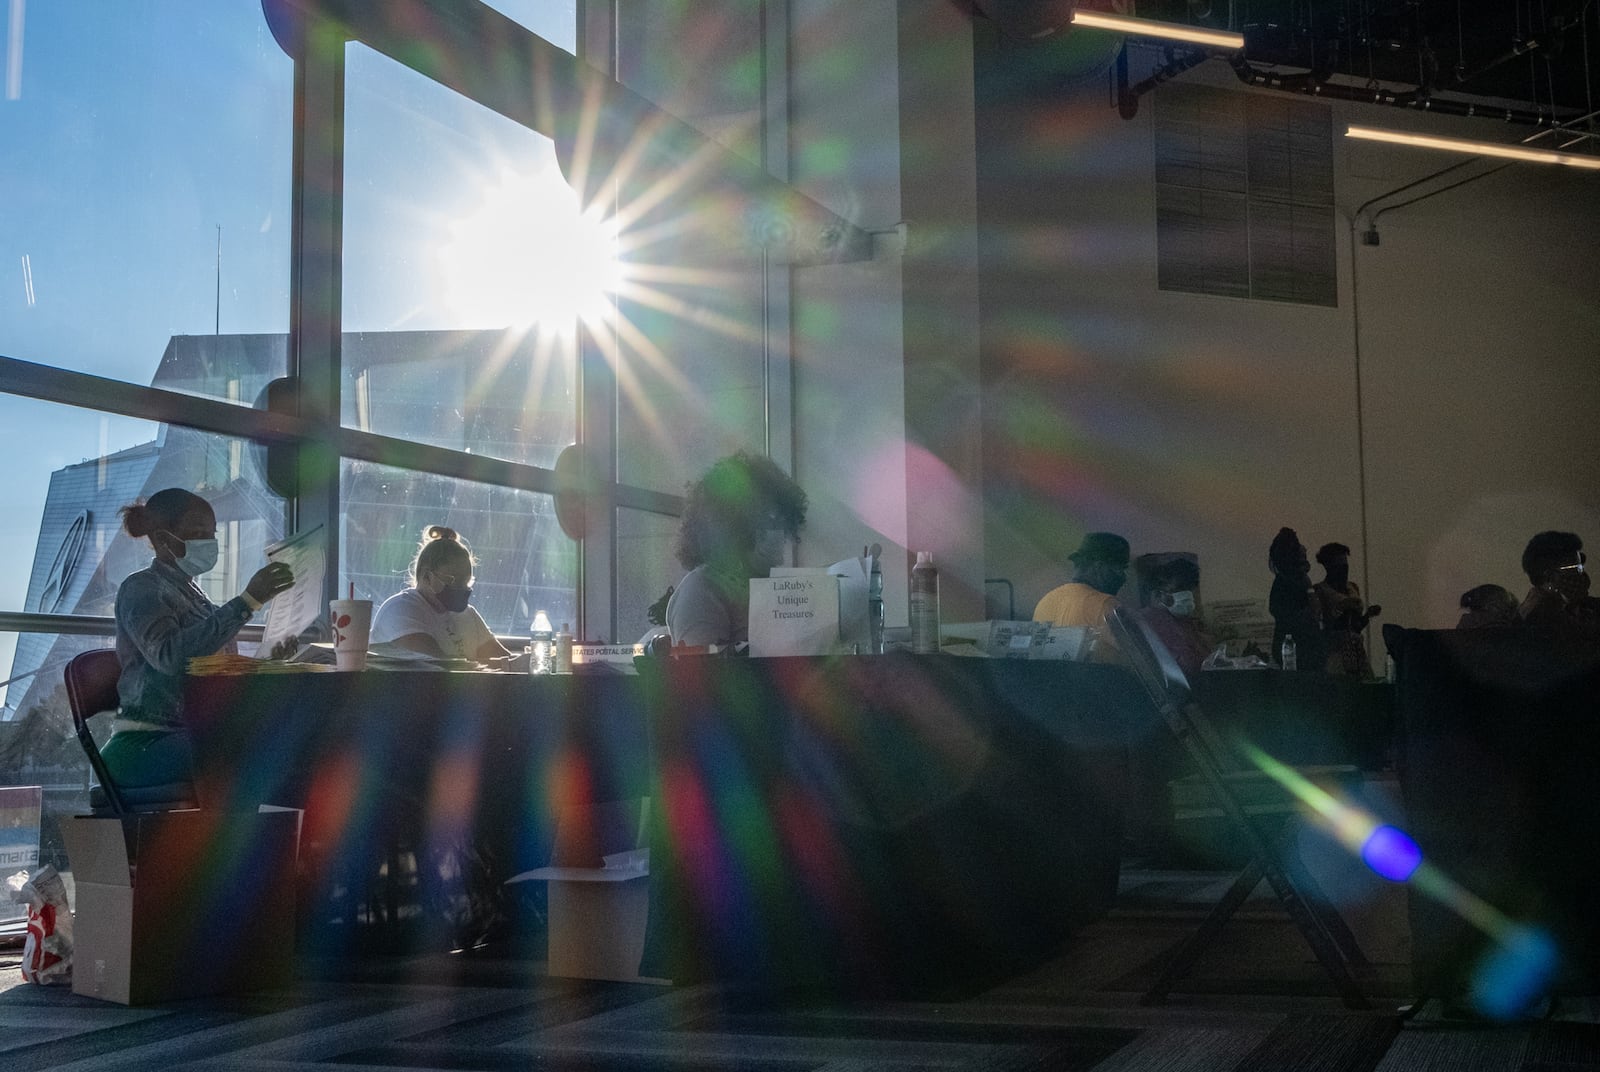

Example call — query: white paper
[258,525,327,656]
[749,573,842,656]
[771,555,870,652]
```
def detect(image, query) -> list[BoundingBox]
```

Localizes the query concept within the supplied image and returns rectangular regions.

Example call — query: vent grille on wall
[1155,83,1336,307]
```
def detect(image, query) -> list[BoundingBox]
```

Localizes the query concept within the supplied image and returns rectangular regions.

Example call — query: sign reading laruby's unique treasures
[748,575,842,656]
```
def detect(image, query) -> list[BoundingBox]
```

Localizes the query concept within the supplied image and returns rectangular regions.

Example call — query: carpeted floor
[5,867,1600,1071]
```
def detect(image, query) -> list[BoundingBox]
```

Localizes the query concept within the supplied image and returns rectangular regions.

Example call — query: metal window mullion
[289,16,347,603]
[578,0,619,643]
[0,355,315,444]
[0,611,265,644]
[763,0,795,478]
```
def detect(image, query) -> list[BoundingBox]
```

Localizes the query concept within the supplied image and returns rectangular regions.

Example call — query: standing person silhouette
[1268,527,1325,672]
[1313,542,1380,677]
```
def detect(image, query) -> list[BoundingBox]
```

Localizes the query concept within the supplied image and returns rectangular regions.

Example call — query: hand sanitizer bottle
[910,551,940,655]
[868,545,885,654]
[554,622,574,674]
[1281,633,1298,671]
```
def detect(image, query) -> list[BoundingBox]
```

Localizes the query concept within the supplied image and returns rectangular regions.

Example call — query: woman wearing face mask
[370,525,517,662]
[108,487,297,792]
[1135,557,1214,678]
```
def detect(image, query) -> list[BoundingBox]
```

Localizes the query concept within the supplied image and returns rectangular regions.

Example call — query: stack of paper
[187,653,334,675]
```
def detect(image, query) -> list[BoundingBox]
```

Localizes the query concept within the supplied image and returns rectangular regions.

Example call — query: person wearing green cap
[1033,531,1131,662]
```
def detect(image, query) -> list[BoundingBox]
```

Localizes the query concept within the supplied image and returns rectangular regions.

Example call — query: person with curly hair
[665,451,808,647]
[371,525,519,662]
[1518,530,1599,637]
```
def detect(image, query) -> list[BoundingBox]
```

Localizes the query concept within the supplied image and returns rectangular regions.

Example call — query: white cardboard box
[62,807,301,1005]
[509,849,652,982]
[505,799,660,983]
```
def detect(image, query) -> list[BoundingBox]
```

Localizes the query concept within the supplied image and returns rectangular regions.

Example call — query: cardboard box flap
[505,864,650,884]
[60,816,135,888]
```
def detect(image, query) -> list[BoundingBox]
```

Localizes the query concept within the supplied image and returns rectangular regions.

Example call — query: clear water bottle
[910,551,940,655]
[529,610,553,674]
[1281,633,1298,671]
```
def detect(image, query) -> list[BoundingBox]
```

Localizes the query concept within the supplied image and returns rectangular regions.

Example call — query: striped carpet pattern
[5,870,1600,1070]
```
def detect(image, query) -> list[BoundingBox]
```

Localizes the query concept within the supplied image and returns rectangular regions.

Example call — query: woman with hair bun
[108,487,297,792]
[370,525,518,662]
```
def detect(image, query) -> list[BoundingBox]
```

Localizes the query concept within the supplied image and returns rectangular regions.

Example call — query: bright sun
[437,167,621,332]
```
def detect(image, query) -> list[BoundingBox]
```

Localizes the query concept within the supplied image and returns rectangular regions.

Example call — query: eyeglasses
[1556,552,1587,575]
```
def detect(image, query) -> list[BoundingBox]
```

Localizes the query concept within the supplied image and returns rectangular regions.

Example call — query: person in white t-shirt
[371,525,518,663]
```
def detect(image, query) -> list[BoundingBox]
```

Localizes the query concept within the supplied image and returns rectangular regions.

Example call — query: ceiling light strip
[1345,125,1600,170]
[1069,10,1244,50]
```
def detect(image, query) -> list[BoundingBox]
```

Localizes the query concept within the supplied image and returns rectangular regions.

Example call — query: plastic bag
[6,866,73,985]
[1201,643,1272,671]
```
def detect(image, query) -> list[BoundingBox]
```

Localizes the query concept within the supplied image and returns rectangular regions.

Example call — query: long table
[1390,628,1600,997]
[183,654,1153,995]
[1191,672,1394,770]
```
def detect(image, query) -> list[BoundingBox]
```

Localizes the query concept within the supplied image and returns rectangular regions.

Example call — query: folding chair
[65,648,197,816]
[1105,607,1373,1009]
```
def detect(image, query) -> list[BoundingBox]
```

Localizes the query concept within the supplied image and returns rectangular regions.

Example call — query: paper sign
[259,525,327,655]
[0,785,42,926]
[771,556,870,652]
[984,620,1049,658]
[748,574,841,657]
[572,643,646,668]
[1032,624,1094,661]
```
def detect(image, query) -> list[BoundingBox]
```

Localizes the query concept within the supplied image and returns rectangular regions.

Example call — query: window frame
[0,0,856,646]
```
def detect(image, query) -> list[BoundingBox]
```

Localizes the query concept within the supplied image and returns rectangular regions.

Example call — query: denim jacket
[114,558,253,730]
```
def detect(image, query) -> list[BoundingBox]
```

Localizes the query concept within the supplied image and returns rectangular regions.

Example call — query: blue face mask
[171,537,219,577]
[1167,590,1196,618]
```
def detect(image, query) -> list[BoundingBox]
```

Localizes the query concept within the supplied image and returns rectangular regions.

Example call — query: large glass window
[0,1,292,394]
[341,461,574,639]
[608,3,771,496]
[616,506,680,644]
[0,396,283,712]
[341,45,584,469]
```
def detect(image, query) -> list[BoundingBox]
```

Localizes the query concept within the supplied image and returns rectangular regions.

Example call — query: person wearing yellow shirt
[1033,532,1130,662]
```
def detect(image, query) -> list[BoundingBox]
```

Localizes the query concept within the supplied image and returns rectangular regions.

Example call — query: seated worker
[108,488,297,792]
[1517,530,1600,637]
[1033,532,1130,662]
[1456,583,1521,629]
[371,525,520,662]
[1135,557,1214,678]
[666,451,808,647]
[1268,527,1326,672]
[1312,542,1381,677]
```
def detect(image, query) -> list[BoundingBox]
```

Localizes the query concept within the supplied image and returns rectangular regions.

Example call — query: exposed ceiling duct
[971,1,1600,137]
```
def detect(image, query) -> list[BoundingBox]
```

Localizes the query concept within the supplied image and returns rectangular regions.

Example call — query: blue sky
[1,0,574,704]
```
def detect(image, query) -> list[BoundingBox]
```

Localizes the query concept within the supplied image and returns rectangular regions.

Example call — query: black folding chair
[65,649,197,815]
[1105,607,1374,1008]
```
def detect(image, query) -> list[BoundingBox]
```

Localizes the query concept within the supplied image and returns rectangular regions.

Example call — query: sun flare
[437,167,621,332]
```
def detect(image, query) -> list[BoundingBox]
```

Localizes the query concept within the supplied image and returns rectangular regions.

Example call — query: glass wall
[0,1,291,396]
[1,0,804,857]
[341,461,575,638]
[609,2,771,496]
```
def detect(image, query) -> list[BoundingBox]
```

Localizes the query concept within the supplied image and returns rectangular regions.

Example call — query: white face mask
[1166,590,1196,618]
[173,537,219,577]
